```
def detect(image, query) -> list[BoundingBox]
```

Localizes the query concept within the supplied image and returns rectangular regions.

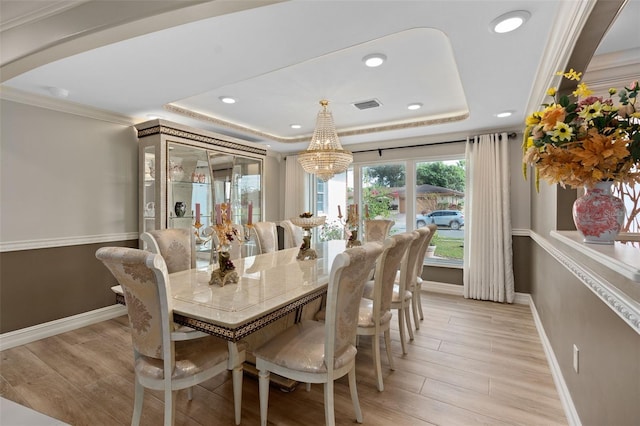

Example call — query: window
[361,163,406,235]
[312,155,466,266]
[416,160,465,265]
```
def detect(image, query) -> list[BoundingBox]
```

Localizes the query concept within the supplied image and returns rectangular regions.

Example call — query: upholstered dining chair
[363,229,430,354]
[280,219,304,249]
[413,224,438,326]
[141,228,195,273]
[254,242,382,426]
[95,247,245,426]
[141,229,207,340]
[253,221,278,253]
[363,219,395,244]
[356,232,414,392]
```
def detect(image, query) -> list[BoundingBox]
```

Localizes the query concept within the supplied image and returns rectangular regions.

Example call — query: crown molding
[584,47,640,92]
[0,85,134,126]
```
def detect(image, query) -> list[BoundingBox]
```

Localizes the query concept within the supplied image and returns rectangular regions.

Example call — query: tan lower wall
[0,240,137,333]
[531,240,640,425]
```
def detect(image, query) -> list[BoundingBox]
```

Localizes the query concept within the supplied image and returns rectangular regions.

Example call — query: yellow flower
[608,88,617,95]
[557,69,582,81]
[551,122,574,142]
[547,87,557,97]
[573,82,593,98]
[579,101,603,120]
[525,112,541,126]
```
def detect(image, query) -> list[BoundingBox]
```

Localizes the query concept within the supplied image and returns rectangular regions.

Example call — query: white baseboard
[421,281,529,305]
[527,296,582,426]
[0,305,127,351]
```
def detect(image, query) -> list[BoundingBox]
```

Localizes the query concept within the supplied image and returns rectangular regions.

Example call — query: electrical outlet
[573,344,579,373]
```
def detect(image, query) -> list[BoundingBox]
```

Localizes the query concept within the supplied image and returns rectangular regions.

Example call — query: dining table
[112,239,348,385]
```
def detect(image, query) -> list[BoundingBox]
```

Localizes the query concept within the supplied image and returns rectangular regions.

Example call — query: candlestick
[195,203,201,224]
[248,201,253,225]
[215,204,221,225]
[337,204,342,219]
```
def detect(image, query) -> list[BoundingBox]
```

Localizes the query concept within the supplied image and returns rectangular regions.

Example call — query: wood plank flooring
[0,292,567,425]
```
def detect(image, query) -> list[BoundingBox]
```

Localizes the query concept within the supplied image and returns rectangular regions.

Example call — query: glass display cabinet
[137,120,266,265]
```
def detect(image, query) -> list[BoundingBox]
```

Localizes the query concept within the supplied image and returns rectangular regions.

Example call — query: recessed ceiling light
[496,111,514,118]
[363,53,387,67]
[491,11,530,33]
[48,86,69,98]
[219,96,236,104]
[407,103,423,110]
[290,124,302,129]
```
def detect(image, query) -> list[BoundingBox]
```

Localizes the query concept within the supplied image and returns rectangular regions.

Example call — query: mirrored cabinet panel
[136,120,266,266]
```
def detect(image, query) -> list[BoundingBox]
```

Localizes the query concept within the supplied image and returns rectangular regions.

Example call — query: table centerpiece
[290,212,326,260]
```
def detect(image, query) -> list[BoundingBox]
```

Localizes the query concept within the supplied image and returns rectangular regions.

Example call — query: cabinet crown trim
[137,125,267,156]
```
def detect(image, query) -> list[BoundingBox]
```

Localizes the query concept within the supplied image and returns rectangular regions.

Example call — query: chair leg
[323,380,336,426]
[412,292,421,330]
[258,369,270,426]
[187,386,193,401]
[164,389,176,426]
[132,379,144,426]
[306,382,311,392]
[372,335,384,392]
[398,308,407,355]
[348,367,363,423]
[417,283,424,320]
[384,329,395,371]
[232,365,243,425]
[405,302,414,341]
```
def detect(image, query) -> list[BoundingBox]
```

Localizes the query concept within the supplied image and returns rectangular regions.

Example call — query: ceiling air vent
[353,99,381,110]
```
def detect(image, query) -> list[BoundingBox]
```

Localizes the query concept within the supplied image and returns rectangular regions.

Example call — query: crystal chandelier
[298,100,353,181]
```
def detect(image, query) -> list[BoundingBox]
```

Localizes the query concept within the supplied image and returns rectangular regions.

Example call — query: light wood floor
[1,292,567,425]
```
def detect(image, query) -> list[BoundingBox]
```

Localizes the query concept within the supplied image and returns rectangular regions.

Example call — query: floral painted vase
[572,181,625,245]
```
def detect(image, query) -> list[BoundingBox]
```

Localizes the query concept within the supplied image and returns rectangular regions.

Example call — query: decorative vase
[572,181,625,245]
[174,202,186,217]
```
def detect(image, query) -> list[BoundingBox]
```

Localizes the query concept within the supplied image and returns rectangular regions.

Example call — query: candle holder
[209,203,239,287]
[290,214,326,260]
[339,204,361,248]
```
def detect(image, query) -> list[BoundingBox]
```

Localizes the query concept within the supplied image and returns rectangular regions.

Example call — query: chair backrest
[364,219,395,243]
[371,232,415,318]
[253,221,278,253]
[416,224,437,277]
[96,247,172,361]
[400,227,432,292]
[324,242,383,370]
[141,228,196,273]
[280,219,304,249]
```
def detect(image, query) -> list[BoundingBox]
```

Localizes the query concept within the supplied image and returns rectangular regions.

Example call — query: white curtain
[463,133,515,303]
[284,155,308,220]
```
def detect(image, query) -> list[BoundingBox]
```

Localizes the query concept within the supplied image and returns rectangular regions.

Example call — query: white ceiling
[1,0,638,154]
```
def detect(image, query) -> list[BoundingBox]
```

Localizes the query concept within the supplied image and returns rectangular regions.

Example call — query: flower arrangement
[522,69,640,190]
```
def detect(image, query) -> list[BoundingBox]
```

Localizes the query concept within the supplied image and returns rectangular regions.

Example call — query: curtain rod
[351,132,518,155]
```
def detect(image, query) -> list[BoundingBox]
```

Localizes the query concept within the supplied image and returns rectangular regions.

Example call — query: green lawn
[431,233,464,260]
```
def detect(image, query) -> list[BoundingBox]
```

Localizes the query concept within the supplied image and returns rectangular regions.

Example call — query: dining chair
[95,247,246,426]
[141,228,195,273]
[363,229,430,354]
[363,219,395,243]
[254,242,382,426]
[280,219,304,249]
[356,232,414,392]
[413,224,438,326]
[253,221,278,253]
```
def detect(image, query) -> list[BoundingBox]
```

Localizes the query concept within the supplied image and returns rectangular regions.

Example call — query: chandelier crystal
[298,100,353,181]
